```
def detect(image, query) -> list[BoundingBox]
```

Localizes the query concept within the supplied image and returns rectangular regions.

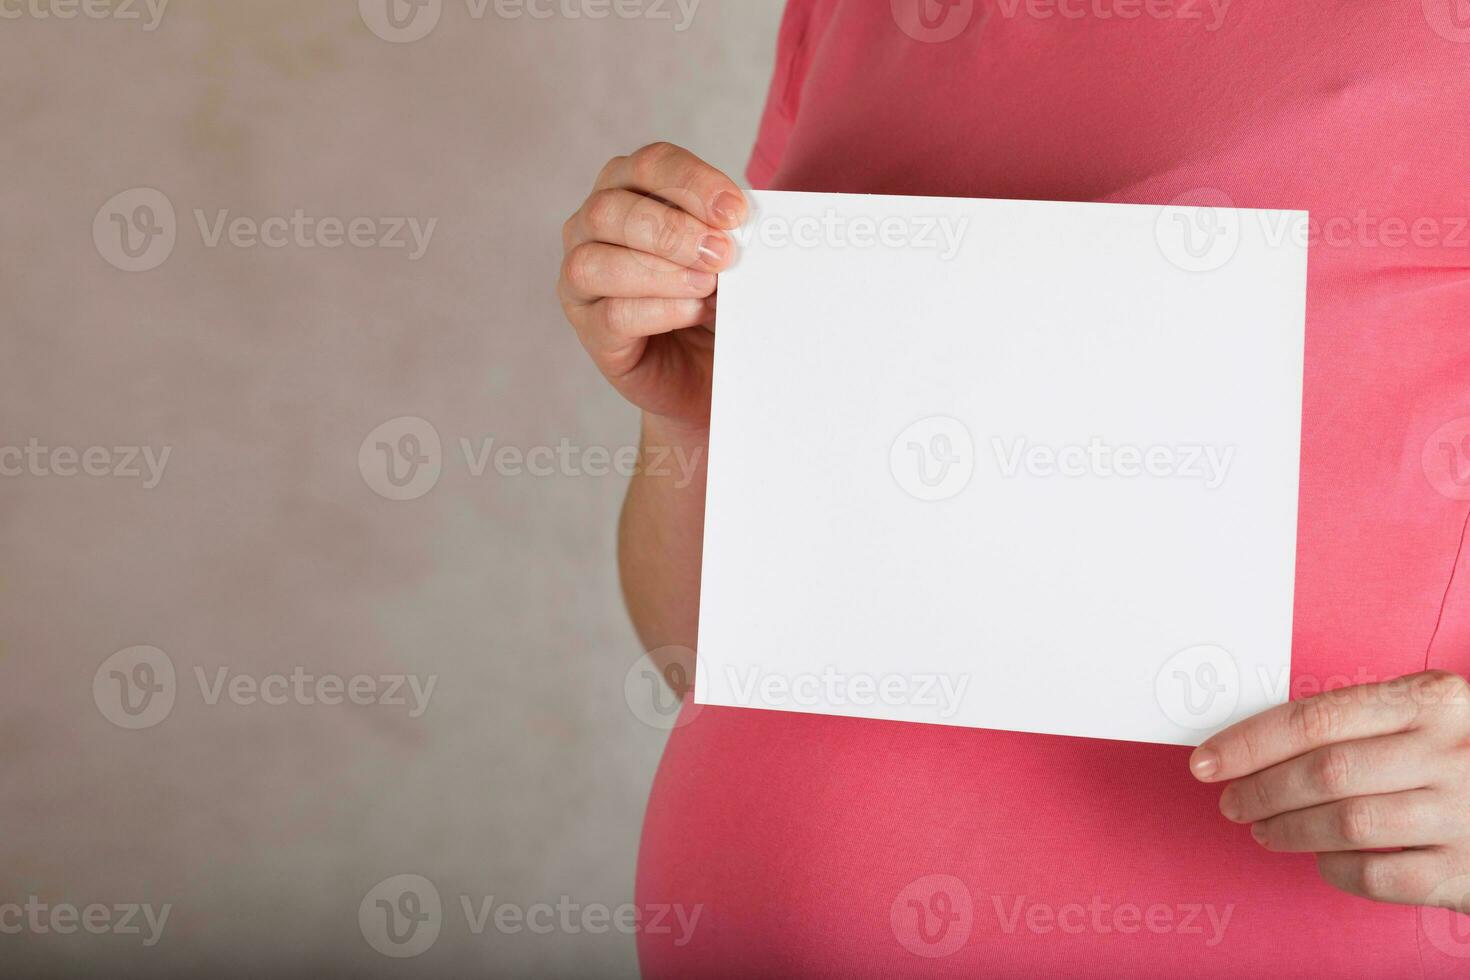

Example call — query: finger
[1317,849,1457,907]
[560,243,717,305]
[594,142,748,230]
[571,296,715,356]
[1191,678,1430,782]
[1251,789,1451,852]
[1219,732,1439,824]
[569,188,734,272]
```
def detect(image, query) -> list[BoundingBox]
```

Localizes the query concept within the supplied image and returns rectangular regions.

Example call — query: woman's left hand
[1190,670,1470,911]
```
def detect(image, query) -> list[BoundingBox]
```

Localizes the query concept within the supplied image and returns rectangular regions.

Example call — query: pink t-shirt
[638,2,1470,976]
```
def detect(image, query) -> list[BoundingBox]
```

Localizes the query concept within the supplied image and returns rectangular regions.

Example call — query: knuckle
[651,206,687,257]
[1418,670,1470,710]
[564,244,601,290]
[584,189,623,234]
[1311,746,1354,796]
[632,141,680,181]
[595,155,626,188]
[1337,798,1376,846]
[1234,727,1271,771]
[1290,696,1344,746]
[1245,776,1275,816]
[666,158,702,194]
[1355,855,1400,901]
[627,197,682,256]
[603,298,636,338]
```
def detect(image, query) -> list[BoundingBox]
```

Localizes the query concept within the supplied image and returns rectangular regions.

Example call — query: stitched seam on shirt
[775,1,815,122]
[1422,504,1470,670]
[747,142,781,188]
[1416,902,1428,980]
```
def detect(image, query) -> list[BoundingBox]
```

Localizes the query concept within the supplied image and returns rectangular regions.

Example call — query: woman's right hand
[557,142,748,432]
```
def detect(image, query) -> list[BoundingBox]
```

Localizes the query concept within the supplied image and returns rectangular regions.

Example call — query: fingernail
[686,269,717,293]
[697,234,729,266]
[711,192,743,228]
[1190,749,1219,780]
[1250,822,1268,843]
[1218,792,1241,822]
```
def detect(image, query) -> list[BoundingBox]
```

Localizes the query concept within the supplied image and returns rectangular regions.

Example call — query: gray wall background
[0,1,783,975]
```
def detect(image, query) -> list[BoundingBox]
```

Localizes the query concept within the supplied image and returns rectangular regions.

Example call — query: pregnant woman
[556,2,1470,975]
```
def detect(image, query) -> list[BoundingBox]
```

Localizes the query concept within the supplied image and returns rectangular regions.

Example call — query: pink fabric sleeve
[746,0,822,188]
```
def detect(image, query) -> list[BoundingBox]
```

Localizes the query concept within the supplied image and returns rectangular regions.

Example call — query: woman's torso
[638,3,1470,976]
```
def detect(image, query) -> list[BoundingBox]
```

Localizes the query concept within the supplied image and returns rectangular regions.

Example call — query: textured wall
[0,1,781,975]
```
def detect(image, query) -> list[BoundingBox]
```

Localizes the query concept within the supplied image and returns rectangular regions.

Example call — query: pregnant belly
[635,705,1428,978]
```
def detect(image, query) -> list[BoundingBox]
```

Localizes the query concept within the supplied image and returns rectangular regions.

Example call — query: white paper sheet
[695,190,1308,746]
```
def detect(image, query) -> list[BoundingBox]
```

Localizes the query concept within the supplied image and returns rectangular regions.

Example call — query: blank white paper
[695,190,1307,746]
